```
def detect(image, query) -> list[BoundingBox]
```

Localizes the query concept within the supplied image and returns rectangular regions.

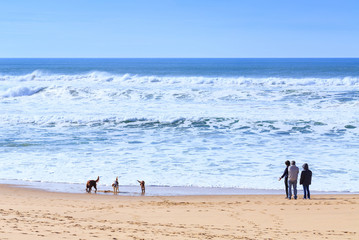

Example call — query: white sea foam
[2,71,359,87]
[1,71,359,192]
[1,86,45,98]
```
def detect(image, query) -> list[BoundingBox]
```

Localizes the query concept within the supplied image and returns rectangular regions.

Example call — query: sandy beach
[0,184,358,239]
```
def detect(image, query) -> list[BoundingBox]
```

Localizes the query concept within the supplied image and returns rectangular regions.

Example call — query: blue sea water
[0,58,359,193]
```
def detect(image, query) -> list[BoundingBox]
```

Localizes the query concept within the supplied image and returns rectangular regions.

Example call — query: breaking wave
[1,70,359,88]
[1,86,46,98]
[1,115,357,136]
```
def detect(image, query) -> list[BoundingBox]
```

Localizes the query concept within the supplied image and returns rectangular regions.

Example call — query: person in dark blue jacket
[300,163,312,199]
[278,160,291,198]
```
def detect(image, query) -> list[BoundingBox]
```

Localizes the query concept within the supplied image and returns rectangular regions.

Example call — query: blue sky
[0,0,358,58]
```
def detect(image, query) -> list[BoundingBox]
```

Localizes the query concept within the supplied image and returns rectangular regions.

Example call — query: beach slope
[0,184,358,239]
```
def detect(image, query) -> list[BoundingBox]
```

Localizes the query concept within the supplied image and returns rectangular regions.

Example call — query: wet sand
[0,184,358,239]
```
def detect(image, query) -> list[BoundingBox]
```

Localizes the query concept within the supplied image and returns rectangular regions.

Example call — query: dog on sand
[86,176,99,193]
[137,180,145,194]
[112,176,119,194]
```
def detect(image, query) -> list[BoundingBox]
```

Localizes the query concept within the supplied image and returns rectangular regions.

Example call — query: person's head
[285,160,290,166]
[302,163,309,170]
[291,160,296,165]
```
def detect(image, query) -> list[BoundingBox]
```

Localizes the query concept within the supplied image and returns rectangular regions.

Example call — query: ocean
[1,58,358,193]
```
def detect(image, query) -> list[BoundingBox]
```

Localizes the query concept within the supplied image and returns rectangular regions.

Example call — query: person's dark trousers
[303,185,310,199]
[284,177,289,198]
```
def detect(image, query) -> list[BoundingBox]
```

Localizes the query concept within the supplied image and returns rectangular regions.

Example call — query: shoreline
[1,179,356,196]
[0,184,358,239]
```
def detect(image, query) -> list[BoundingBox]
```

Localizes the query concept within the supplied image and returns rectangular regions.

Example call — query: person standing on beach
[300,163,312,199]
[278,160,291,198]
[288,161,299,200]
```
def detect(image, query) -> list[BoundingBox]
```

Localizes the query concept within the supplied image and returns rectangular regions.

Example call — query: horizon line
[1,57,359,59]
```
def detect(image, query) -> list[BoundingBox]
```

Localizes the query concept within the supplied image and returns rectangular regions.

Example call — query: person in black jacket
[278,160,291,198]
[300,163,312,199]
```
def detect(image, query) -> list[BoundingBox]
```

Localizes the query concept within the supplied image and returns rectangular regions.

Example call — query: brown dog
[137,180,145,194]
[86,176,99,193]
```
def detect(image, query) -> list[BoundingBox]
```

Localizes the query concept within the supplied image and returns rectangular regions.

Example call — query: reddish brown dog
[137,180,145,194]
[86,176,99,193]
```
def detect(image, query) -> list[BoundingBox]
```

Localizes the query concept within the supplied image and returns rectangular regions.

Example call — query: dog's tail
[96,176,100,182]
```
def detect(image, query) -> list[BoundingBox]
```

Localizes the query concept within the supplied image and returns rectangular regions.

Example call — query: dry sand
[0,184,358,240]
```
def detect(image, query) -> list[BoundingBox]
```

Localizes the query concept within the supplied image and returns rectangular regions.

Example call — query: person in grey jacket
[287,161,299,200]
[300,163,312,199]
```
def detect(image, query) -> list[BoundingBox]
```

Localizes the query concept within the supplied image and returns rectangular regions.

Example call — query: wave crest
[1,86,46,98]
[1,71,359,87]
[1,116,356,136]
